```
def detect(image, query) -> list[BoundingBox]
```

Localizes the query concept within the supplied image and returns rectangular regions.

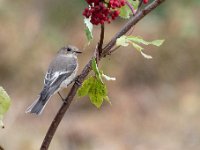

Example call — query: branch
[96,24,105,63]
[126,1,136,15]
[102,0,165,56]
[40,0,166,149]
[136,0,144,14]
[98,24,105,55]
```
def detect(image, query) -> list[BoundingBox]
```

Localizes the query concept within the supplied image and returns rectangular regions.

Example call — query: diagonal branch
[102,0,165,56]
[40,0,166,149]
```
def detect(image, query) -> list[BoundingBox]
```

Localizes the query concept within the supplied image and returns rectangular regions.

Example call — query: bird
[25,45,82,115]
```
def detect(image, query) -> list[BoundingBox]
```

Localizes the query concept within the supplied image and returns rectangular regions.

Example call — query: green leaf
[131,42,152,59]
[91,58,103,83]
[119,5,131,19]
[119,0,139,19]
[116,35,164,59]
[129,0,139,9]
[84,18,93,44]
[127,36,165,46]
[0,86,11,128]
[78,77,94,97]
[78,76,109,108]
[116,35,129,46]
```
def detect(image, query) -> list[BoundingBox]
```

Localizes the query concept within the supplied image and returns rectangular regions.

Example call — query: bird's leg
[67,76,82,86]
[58,92,65,101]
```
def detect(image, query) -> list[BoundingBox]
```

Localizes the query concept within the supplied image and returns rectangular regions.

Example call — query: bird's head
[58,45,82,55]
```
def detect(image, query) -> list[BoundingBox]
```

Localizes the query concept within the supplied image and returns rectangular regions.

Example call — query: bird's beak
[74,51,82,54]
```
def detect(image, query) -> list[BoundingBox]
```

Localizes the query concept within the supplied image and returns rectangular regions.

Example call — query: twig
[40,0,166,149]
[96,24,105,63]
[109,45,121,54]
[127,0,143,35]
[102,0,165,56]
[126,1,136,15]
[136,0,144,14]
[0,145,4,150]
[98,24,105,55]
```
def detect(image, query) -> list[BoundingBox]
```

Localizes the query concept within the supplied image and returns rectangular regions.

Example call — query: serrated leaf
[91,58,103,83]
[84,18,93,44]
[78,77,94,97]
[78,76,109,108]
[150,40,165,46]
[0,86,11,128]
[116,35,164,59]
[104,96,111,105]
[127,36,165,46]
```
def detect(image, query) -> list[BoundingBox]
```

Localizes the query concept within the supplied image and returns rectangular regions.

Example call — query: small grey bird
[26,45,81,115]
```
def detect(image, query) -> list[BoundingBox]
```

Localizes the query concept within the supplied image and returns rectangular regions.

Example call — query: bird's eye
[67,48,72,52]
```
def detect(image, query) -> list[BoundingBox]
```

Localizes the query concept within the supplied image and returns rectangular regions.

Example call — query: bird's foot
[75,76,82,86]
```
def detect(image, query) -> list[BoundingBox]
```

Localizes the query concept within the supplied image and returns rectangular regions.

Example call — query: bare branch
[96,24,105,63]
[126,1,136,15]
[98,24,105,55]
[40,0,166,149]
[136,0,144,14]
[109,45,121,54]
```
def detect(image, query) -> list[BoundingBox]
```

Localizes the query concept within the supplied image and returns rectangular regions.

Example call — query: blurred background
[1,0,200,149]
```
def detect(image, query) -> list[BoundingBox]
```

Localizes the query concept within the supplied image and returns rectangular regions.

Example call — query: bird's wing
[41,55,77,98]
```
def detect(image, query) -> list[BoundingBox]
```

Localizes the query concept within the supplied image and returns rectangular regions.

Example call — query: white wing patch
[44,71,71,86]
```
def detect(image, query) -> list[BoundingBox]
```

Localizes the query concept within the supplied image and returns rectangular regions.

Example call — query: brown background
[1,0,200,150]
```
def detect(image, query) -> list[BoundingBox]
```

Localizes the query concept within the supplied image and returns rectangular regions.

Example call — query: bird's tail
[25,94,51,115]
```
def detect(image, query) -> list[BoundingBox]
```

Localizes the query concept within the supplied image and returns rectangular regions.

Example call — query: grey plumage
[26,45,81,115]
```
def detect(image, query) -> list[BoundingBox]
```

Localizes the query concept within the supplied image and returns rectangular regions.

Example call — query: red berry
[143,0,149,4]
[83,0,124,25]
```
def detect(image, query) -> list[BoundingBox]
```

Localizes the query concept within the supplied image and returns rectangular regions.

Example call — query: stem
[40,0,166,149]
[136,0,144,14]
[102,0,165,56]
[96,24,105,63]
[98,24,105,55]
[109,45,121,54]
[126,1,136,15]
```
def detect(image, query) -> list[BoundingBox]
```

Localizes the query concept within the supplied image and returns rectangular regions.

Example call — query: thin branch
[41,60,92,150]
[98,24,105,55]
[136,0,144,14]
[109,45,121,54]
[40,0,166,149]
[127,0,143,35]
[126,1,136,15]
[96,24,105,63]
[102,0,165,56]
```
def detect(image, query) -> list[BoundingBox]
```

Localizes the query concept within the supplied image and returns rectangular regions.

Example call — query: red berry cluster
[109,0,125,9]
[143,0,149,4]
[83,0,125,25]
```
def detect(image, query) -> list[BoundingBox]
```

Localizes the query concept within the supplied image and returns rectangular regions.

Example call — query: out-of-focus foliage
[0,86,11,128]
[84,18,93,44]
[0,0,200,150]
